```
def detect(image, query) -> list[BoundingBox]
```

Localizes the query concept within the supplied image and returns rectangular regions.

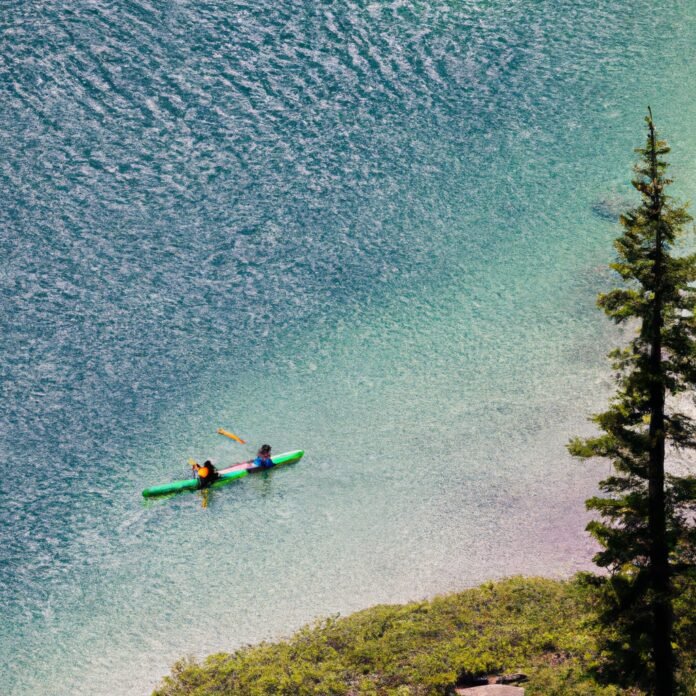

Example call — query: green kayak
[142,449,304,498]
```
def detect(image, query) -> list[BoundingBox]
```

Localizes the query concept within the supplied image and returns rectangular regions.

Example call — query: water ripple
[2,1,696,694]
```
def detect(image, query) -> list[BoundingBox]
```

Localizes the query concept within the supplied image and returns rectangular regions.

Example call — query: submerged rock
[591,194,632,222]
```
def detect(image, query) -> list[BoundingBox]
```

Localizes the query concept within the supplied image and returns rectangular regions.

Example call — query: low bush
[153,575,694,695]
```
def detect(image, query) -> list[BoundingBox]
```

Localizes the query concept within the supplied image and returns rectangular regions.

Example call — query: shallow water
[2,1,696,694]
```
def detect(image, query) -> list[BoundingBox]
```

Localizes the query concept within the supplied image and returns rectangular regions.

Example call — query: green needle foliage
[569,109,696,695]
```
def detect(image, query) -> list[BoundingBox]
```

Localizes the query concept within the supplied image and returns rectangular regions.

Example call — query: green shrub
[154,576,694,695]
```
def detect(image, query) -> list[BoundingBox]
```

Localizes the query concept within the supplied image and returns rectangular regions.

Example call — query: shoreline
[148,575,638,695]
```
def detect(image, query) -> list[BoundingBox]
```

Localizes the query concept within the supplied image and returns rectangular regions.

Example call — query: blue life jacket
[254,455,274,468]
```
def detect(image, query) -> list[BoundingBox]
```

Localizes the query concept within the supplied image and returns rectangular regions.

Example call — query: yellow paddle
[217,428,246,444]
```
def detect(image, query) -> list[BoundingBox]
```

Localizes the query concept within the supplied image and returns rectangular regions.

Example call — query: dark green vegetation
[569,111,696,695]
[152,576,694,695]
[152,577,609,695]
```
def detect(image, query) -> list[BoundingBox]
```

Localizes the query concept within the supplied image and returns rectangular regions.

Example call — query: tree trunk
[646,112,674,696]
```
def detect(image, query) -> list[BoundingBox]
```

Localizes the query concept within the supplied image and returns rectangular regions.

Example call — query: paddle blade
[188,458,199,467]
[217,428,246,444]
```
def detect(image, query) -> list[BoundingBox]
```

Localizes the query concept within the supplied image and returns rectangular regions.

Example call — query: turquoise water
[2,1,696,693]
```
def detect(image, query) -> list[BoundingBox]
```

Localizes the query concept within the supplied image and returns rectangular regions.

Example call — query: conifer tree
[569,110,696,695]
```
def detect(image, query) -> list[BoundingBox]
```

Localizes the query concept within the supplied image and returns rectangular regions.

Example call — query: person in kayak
[253,445,274,469]
[192,460,218,488]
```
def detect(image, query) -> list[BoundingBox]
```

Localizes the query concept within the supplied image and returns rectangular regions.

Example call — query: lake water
[2,1,696,694]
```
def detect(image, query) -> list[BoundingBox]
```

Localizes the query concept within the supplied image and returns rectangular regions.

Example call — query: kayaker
[253,444,274,469]
[192,460,218,488]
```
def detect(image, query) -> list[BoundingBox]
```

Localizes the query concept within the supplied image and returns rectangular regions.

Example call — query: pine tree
[569,109,696,695]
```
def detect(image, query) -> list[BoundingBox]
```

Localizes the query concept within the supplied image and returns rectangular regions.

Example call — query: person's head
[258,444,271,457]
[203,460,212,467]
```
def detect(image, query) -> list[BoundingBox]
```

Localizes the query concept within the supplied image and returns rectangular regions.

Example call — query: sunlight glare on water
[1,1,696,693]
